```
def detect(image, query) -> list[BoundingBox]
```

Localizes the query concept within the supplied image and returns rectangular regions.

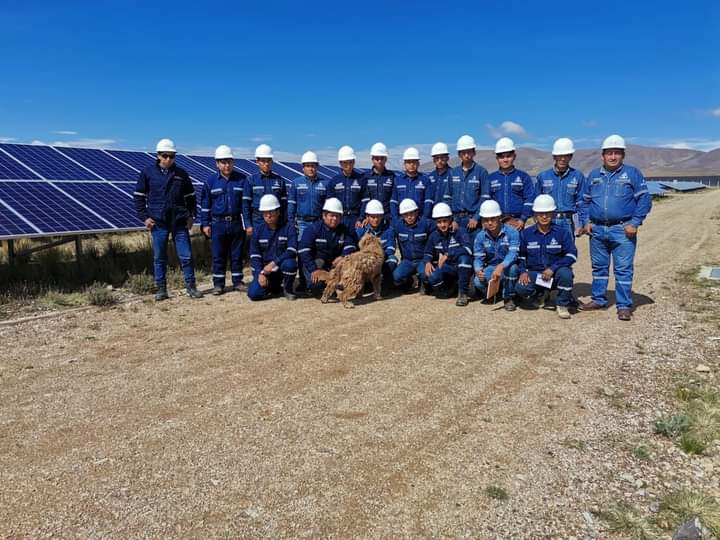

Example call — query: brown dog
[317,234,384,308]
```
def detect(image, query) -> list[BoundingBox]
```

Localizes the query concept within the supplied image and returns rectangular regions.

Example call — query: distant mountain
[419,144,720,177]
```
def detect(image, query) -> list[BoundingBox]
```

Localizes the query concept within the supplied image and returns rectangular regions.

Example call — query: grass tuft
[658,489,720,536]
[599,504,662,540]
[86,282,118,307]
[484,485,508,501]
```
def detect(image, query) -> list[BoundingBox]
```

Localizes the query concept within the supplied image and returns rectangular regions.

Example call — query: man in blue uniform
[134,138,203,301]
[391,199,435,292]
[355,199,396,291]
[535,138,586,238]
[287,151,329,242]
[578,134,652,321]
[446,134,488,238]
[472,200,521,311]
[247,195,298,301]
[297,197,357,295]
[247,144,286,231]
[390,147,434,221]
[200,145,251,294]
[363,142,395,222]
[423,202,474,306]
[515,195,577,319]
[427,142,452,206]
[329,145,368,230]
[488,137,536,231]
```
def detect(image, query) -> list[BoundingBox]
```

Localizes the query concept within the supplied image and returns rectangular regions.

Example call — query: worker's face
[340,160,354,175]
[157,152,176,168]
[458,149,475,166]
[482,216,501,234]
[303,162,318,177]
[534,211,553,226]
[602,149,624,170]
[367,214,383,228]
[496,151,515,170]
[371,155,387,173]
[404,160,419,175]
[553,154,572,173]
[433,154,449,170]
[263,209,280,226]
[435,217,452,233]
[216,158,234,177]
[323,211,341,229]
[402,210,419,226]
[257,157,273,175]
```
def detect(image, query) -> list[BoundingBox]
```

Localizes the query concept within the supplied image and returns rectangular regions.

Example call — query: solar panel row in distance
[0,144,100,180]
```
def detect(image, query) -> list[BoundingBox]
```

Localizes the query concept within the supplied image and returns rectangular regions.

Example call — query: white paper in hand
[535,274,553,289]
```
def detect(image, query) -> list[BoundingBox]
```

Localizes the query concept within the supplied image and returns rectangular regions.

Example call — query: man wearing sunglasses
[134,138,203,300]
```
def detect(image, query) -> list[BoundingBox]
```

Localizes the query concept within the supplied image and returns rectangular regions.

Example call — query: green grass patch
[655,386,720,455]
[599,503,662,540]
[484,485,508,501]
[658,489,720,537]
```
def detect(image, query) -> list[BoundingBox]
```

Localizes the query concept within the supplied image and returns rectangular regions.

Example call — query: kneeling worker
[247,195,298,301]
[515,195,577,319]
[355,199,397,288]
[392,198,435,291]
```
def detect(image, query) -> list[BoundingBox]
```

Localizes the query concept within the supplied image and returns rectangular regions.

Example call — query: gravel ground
[1,190,719,539]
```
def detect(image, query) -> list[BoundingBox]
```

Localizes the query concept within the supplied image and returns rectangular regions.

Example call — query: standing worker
[329,145,368,230]
[390,147,434,221]
[487,137,536,231]
[248,144,287,231]
[287,151,329,242]
[427,142,452,206]
[579,134,652,321]
[364,142,395,222]
[446,134,488,238]
[134,138,203,301]
[200,145,251,294]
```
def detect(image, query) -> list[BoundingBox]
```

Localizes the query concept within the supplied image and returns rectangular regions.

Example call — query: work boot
[504,297,517,311]
[284,288,297,301]
[155,287,169,302]
[578,301,607,312]
[232,282,246,292]
[186,285,204,299]
[455,293,469,307]
[212,286,224,296]
[557,305,571,319]
[617,308,632,321]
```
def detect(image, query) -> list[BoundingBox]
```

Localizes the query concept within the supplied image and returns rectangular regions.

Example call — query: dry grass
[658,490,720,537]
[599,504,662,540]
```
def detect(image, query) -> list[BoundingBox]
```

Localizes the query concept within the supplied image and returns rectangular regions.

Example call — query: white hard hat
[532,194,557,213]
[322,197,343,214]
[479,200,502,218]
[432,202,453,219]
[370,142,389,157]
[399,198,419,214]
[456,134,476,152]
[495,137,516,154]
[431,142,449,156]
[214,144,233,160]
[156,138,176,153]
[552,138,575,156]
[365,199,384,215]
[301,151,319,164]
[255,144,273,159]
[338,145,356,161]
[403,147,420,161]
[258,194,281,212]
[601,134,626,150]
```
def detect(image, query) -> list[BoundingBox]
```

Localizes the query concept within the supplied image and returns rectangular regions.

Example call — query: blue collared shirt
[473,224,520,271]
[199,170,251,227]
[487,168,536,220]
[287,175,329,222]
[581,164,652,227]
[518,223,577,273]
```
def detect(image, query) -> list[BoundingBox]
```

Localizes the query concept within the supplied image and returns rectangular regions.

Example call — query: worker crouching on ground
[423,202,473,306]
[392,198,435,293]
[355,199,396,293]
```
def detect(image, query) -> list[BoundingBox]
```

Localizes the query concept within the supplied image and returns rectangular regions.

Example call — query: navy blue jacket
[287,175,330,222]
[427,167,452,205]
[518,223,577,273]
[329,170,368,217]
[393,217,435,262]
[134,162,196,225]
[199,171,251,227]
[391,172,434,220]
[423,228,473,264]
[446,163,489,218]
[248,171,287,220]
[363,168,395,216]
[487,168,536,220]
[582,164,651,228]
[249,221,298,277]
[298,221,357,273]
[535,166,586,219]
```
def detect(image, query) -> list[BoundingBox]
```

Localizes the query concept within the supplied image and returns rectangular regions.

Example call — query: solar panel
[0,148,41,179]
[272,161,303,182]
[234,158,260,175]
[107,150,156,172]
[174,154,214,182]
[710,268,720,279]
[658,180,707,191]
[57,182,142,229]
[316,165,336,179]
[647,182,667,196]
[0,181,116,234]
[55,147,139,181]
[188,155,218,172]
[0,144,99,180]
[0,198,39,236]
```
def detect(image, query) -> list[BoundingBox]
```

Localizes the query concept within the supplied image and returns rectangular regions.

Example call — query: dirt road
[2,190,719,539]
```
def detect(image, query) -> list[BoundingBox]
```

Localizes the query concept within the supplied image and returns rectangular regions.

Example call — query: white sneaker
[557,305,571,319]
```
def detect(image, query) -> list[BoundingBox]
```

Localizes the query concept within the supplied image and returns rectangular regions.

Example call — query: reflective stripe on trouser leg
[456,255,472,295]
[589,226,610,306]
[609,224,636,310]
[280,258,298,291]
[554,267,574,306]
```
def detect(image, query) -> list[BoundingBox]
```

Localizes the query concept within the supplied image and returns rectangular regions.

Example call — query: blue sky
[1,0,718,165]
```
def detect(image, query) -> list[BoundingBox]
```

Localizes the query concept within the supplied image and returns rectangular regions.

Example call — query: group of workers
[133,133,651,321]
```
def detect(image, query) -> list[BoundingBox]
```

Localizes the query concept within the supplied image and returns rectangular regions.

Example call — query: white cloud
[250,135,272,143]
[486,120,528,139]
[31,139,46,145]
[52,138,116,148]
[53,130,78,135]
[659,139,720,151]
[711,108,720,118]
[0,136,16,143]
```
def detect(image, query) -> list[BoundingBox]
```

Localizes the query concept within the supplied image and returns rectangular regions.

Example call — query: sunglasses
[159,153,176,159]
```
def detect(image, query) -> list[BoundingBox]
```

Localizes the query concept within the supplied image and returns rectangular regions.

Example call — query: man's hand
[202,225,211,237]
[624,224,637,238]
[574,226,584,237]
[186,217,194,230]
[144,217,155,230]
[475,268,485,281]
[491,264,504,281]
[355,220,363,228]
[424,262,434,277]
[263,262,276,274]
[510,218,525,231]
[467,218,478,231]
[311,270,323,284]
[246,226,253,236]
[542,268,554,281]
[258,273,268,287]
[332,256,343,267]
[438,254,448,268]
[451,222,459,232]
[519,272,530,286]
[583,223,593,236]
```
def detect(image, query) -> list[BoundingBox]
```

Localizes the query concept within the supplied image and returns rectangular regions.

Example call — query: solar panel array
[0,143,349,240]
